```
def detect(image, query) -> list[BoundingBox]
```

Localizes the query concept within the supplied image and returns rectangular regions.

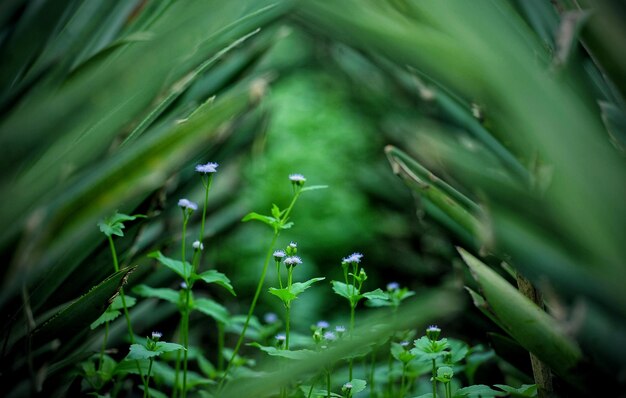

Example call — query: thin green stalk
[144,358,154,398]
[108,236,146,390]
[431,359,437,398]
[369,348,376,398]
[400,362,407,397]
[277,260,283,289]
[326,368,331,398]
[179,210,192,398]
[220,232,279,387]
[217,321,225,372]
[349,303,356,380]
[307,376,317,398]
[387,348,393,397]
[173,319,183,398]
[285,267,293,349]
[98,320,109,372]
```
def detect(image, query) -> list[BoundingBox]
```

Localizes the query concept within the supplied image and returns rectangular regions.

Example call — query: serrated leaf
[249,343,315,360]
[331,280,359,301]
[362,288,387,300]
[110,294,136,310]
[90,309,121,330]
[126,342,184,360]
[454,384,506,397]
[133,284,180,305]
[193,270,236,296]
[193,298,230,324]
[494,384,537,397]
[289,277,325,296]
[127,344,160,360]
[148,251,192,279]
[268,287,297,304]
[97,212,145,237]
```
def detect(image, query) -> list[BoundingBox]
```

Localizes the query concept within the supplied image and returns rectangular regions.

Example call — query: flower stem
[349,302,356,380]
[144,358,154,398]
[181,214,191,398]
[326,368,331,398]
[400,362,407,397]
[108,236,146,390]
[217,321,225,372]
[431,358,437,398]
[220,232,279,388]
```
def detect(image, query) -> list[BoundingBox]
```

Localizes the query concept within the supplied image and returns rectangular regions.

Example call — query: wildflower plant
[220,174,326,385]
[330,253,387,379]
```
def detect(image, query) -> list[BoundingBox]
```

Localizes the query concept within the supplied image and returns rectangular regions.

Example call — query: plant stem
[144,358,154,398]
[277,260,283,289]
[99,320,109,372]
[431,358,437,398]
[349,303,356,380]
[220,232,279,387]
[369,348,376,398]
[217,321,225,372]
[173,318,183,398]
[180,213,191,398]
[400,362,407,397]
[108,235,147,390]
[326,368,331,398]
[307,376,317,398]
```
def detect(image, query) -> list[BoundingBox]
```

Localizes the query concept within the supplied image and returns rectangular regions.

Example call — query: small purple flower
[400,340,410,347]
[323,331,337,341]
[342,382,353,391]
[178,198,198,211]
[284,256,302,267]
[264,312,278,324]
[342,252,363,264]
[193,240,204,251]
[180,281,188,289]
[275,333,286,342]
[195,162,219,174]
[289,174,306,183]
[316,320,329,329]
[386,282,400,291]
[273,250,286,261]
[151,331,162,340]
[335,325,346,333]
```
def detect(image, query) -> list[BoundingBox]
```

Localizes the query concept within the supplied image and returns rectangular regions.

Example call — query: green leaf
[289,277,325,296]
[242,212,278,227]
[29,266,136,348]
[193,298,230,324]
[299,386,343,398]
[90,309,121,330]
[148,251,192,280]
[127,344,160,360]
[447,339,469,364]
[494,384,537,397]
[362,288,387,300]
[348,378,367,394]
[133,284,180,305]
[193,270,236,296]
[271,203,282,219]
[458,248,582,383]
[411,336,449,361]
[127,341,184,360]
[300,185,329,192]
[110,294,136,310]
[331,280,359,301]
[97,212,145,237]
[249,343,315,360]
[454,384,506,397]
[268,287,297,304]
